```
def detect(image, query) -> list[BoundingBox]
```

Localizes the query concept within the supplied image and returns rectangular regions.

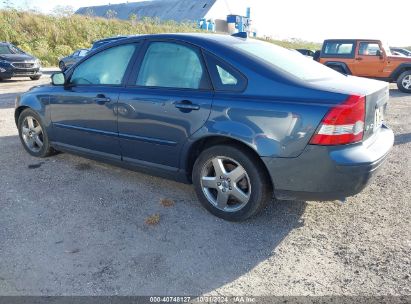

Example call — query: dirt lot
[0,70,410,296]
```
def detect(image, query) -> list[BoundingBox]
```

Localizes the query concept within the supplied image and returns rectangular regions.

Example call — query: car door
[353,41,386,77]
[117,40,213,169]
[49,43,140,158]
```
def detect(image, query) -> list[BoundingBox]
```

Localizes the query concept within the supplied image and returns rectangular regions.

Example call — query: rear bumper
[262,125,394,201]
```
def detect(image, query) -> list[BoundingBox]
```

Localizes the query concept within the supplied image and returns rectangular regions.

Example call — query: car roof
[109,33,252,49]
[323,39,381,42]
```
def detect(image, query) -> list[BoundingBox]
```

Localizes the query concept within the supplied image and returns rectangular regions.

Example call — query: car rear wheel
[18,109,55,158]
[30,76,41,81]
[397,71,411,93]
[192,144,272,221]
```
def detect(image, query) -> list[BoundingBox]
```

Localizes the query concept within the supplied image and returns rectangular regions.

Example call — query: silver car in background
[58,49,89,71]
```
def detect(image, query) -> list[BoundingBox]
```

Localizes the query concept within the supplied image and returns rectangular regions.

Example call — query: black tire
[192,144,272,221]
[397,71,411,93]
[59,61,66,71]
[17,108,55,158]
[30,76,41,81]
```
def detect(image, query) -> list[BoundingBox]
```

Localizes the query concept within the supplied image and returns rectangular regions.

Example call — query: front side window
[70,44,137,85]
[136,42,209,90]
[358,42,381,56]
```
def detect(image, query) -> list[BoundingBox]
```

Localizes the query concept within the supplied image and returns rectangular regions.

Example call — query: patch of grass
[160,198,175,207]
[0,9,201,66]
[145,214,160,226]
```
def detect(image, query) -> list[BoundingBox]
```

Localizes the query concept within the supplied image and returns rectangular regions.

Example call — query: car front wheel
[192,144,272,221]
[397,71,411,93]
[18,109,55,157]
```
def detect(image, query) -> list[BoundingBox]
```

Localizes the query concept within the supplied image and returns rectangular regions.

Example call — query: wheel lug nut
[222,189,226,192]
[229,187,232,190]
[220,176,223,179]
[217,182,221,186]
[227,178,231,182]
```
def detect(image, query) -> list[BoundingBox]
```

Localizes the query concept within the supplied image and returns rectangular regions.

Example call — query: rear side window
[204,53,247,92]
[136,42,210,90]
[324,42,354,55]
[70,44,137,85]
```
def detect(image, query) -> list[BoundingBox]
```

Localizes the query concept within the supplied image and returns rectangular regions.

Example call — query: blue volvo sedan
[15,34,394,221]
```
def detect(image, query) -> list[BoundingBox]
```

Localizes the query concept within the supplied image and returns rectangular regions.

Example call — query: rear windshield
[232,40,341,81]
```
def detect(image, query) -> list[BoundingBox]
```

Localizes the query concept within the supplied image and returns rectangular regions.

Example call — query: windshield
[232,40,342,81]
[0,44,25,55]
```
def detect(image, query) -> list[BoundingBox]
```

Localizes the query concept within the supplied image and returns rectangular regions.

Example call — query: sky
[1,0,410,46]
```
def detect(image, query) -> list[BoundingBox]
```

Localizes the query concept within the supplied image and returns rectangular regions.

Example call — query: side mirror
[376,50,384,59]
[51,72,65,86]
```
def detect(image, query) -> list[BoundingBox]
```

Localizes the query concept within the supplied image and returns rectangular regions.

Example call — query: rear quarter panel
[182,41,349,160]
[187,83,348,159]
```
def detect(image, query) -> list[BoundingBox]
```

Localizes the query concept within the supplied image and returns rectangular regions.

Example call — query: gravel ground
[0,71,410,296]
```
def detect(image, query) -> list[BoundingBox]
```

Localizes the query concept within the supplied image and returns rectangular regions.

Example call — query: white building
[76,0,251,33]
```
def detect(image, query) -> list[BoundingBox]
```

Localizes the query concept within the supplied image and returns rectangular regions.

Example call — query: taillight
[310,95,365,145]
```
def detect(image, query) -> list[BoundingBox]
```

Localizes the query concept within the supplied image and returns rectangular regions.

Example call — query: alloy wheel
[402,75,411,90]
[21,116,44,153]
[200,156,251,212]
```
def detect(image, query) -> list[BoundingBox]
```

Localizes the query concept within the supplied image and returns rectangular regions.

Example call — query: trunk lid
[308,75,389,141]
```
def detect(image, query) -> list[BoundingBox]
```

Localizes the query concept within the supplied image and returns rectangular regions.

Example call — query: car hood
[0,53,36,62]
[387,55,411,62]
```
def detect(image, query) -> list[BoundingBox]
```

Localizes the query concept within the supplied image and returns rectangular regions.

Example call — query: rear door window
[136,42,211,90]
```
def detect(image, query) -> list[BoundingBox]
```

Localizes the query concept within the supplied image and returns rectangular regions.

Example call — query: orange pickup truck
[318,39,411,93]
